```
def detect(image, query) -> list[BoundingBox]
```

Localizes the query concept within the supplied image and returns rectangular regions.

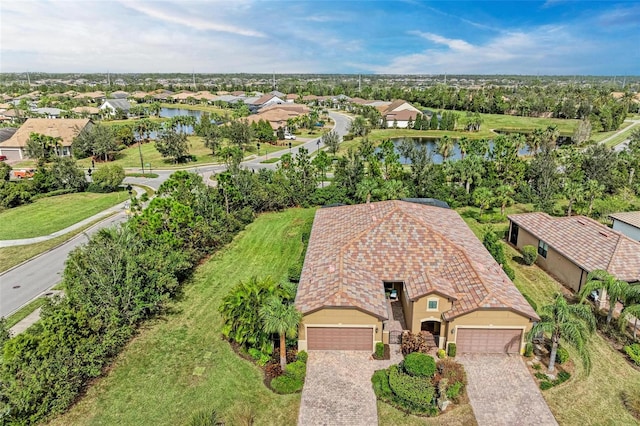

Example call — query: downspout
[578,269,585,292]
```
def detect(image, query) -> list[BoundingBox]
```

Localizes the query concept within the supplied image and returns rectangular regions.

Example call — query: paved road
[0,112,352,318]
[0,213,127,317]
[600,119,639,152]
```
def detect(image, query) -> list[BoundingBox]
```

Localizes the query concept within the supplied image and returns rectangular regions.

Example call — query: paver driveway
[458,354,557,426]
[298,348,402,426]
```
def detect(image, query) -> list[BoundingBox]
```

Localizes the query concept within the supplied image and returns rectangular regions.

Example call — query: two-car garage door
[456,328,522,354]
[307,327,373,351]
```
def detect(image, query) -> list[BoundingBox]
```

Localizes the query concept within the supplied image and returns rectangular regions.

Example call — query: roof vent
[599,231,609,238]
[577,219,587,225]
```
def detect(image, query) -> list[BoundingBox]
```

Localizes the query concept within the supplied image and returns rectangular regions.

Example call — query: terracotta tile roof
[252,93,278,105]
[296,201,539,321]
[0,118,91,148]
[508,213,640,283]
[385,109,419,122]
[609,211,640,229]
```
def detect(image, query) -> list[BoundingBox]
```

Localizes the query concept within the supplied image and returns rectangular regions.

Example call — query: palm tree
[260,297,302,370]
[494,185,515,216]
[436,135,454,162]
[528,294,595,373]
[579,269,631,324]
[458,136,469,159]
[526,128,545,155]
[620,292,640,340]
[356,177,379,204]
[563,180,583,217]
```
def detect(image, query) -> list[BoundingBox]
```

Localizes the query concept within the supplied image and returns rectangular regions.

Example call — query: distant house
[508,213,640,293]
[110,90,129,99]
[285,94,299,103]
[100,99,132,116]
[73,91,106,103]
[71,106,101,117]
[379,100,421,128]
[31,107,65,119]
[0,118,92,160]
[248,93,284,112]
[610,212,640,241]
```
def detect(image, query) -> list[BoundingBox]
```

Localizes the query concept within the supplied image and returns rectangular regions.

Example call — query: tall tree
[494,184,515,216]
[563,180,583,217]
[72,123,117,161]
[528,294,595,373]
[260,297,302,370]
[25,133,62,164]
[155,128,190,163]
[225,120,253,150]
[436,135,454,162]
[528,150,559,213]
[584,179,604,216]
[321,130,341,157]
[195,113,222,156]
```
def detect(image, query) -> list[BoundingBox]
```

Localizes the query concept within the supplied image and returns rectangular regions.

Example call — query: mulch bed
[372,344,391,360]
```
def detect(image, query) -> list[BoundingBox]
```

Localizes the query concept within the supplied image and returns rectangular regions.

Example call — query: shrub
[287,263,302,283]
[447,343,457,357]
[388,365,435,411]
[371,369,392,399]
[272,347,297,364]
[446,381,463,401]
[265,363,282,378]
[375,342,385,359]
[522,245,538,265]
[91,164,125,192]
[532,363,542,370]
[502,263,516,281]
[401,331,432,355]
[296,350,308,363]
[555,371,571,384]
[248,348,270,367]
[284,360,306,381]
[555,346,570,364]
[624,343,640,366]
[535,372,547,380]
[403,352,436,378]
[270,375,303,394]
[540,381,554,390]
[437,349,446,359]
[188,408,221,426]
[524,342,534,357]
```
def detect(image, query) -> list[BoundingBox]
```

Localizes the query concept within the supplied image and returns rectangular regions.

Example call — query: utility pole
[107,70,110,86]
[272,71,276,91]
[192,69,196,91]
[358,74,361,94]
[26,71,30,85]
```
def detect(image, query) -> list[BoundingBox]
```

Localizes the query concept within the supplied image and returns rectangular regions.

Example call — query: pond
[388,137,531,165]
[136,107,217,139]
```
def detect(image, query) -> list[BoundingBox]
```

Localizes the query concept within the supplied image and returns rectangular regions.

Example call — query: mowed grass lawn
[460,206,640,425]
[48,208,315,426]
[0,192,125,240]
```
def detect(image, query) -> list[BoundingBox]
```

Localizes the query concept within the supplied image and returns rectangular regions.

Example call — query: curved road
[0,112,352,318]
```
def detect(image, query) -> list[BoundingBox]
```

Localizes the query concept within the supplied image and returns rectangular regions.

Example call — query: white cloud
[369,26,589,74]
[119,1,266,38]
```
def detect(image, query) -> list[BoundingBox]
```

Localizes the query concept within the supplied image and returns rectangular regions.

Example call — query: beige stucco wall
[298,307,382,351]
[409,294,453,334]
[515,227,587,292]
[447,309,533,353]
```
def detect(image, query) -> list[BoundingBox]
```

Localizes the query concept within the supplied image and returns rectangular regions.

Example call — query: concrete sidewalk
[0,189,140,248]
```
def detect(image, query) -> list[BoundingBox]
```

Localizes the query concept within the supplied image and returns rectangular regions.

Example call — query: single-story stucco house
[0,118,92,161]
[609,211,640,241]
[508,213,640,294]
[295,200,539,354]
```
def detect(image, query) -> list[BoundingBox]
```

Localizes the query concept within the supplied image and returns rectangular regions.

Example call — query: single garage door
[307,327,373,351]
[456,328,522,354]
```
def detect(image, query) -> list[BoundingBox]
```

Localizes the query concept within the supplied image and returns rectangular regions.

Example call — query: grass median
[0,192,126,240]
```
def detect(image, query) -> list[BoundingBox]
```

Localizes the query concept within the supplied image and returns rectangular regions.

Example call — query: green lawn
[0,192,125,240]
[0,214,116,272]
[603,123,639,148]
[48,208,315,426]
[591,120,635,143]
[459,205,640,425]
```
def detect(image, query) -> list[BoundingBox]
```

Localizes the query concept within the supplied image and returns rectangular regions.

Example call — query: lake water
[389,137,531,165]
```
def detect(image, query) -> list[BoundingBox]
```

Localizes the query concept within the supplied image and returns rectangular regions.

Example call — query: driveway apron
[458,354,557,426]
[298,349,401,426]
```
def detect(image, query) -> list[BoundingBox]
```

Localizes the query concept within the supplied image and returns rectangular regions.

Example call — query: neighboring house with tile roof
[508,213,640,294]
[295,200,538,353]
[0,118,91,160]
[609,211,640,241]
[377,99,421,128]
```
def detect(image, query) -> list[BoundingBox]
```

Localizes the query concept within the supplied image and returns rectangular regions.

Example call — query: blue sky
[1,0,638,75]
